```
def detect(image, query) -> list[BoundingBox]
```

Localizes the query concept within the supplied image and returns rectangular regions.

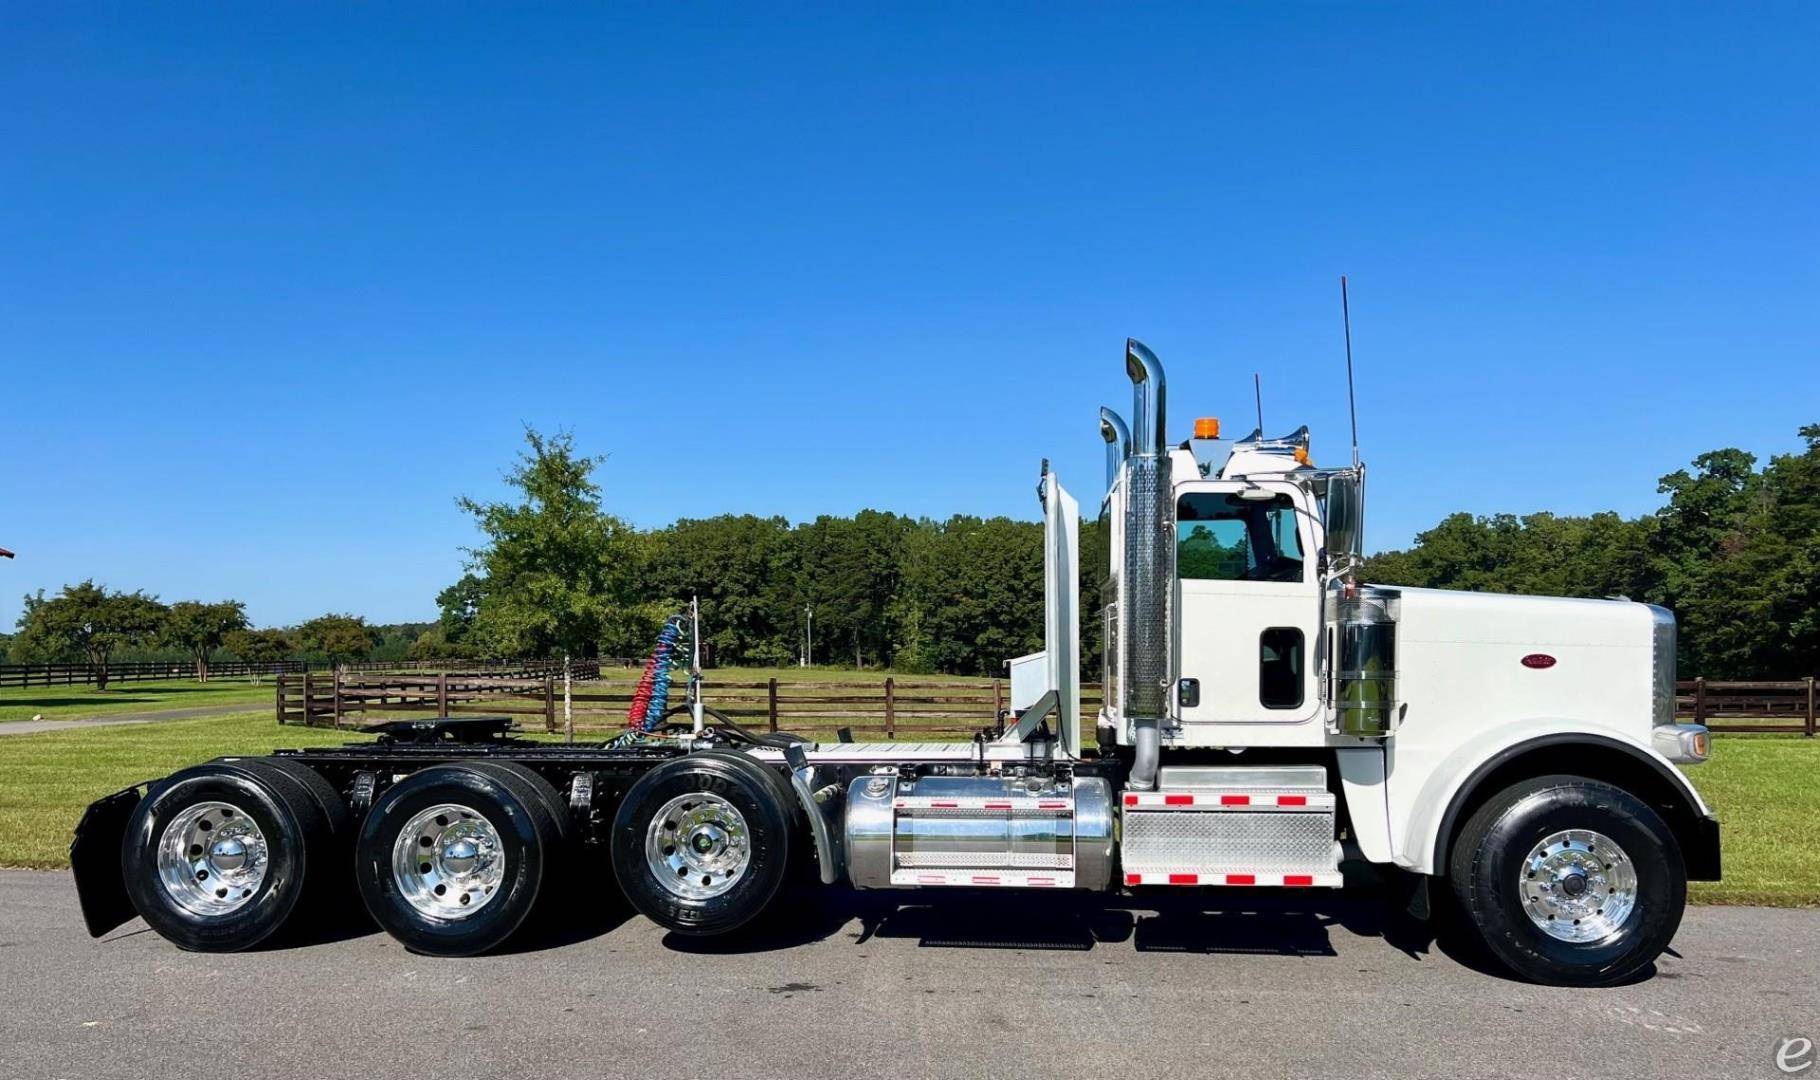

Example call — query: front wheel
[1449,774,1686,986]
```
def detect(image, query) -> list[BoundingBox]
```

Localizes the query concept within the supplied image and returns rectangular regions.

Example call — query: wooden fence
[276,672,1820,740]
[1679,678,1819,735]
[278,670,1107,740]
[0,659,307,688]
[333,657,639,676]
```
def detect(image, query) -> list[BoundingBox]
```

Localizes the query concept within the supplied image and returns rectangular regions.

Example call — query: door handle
[1177,678,1200,708]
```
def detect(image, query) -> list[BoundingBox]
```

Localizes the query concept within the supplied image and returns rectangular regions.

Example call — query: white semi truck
[71,339,1718,985]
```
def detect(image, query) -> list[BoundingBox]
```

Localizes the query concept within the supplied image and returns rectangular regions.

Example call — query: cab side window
[1176,492,1304,582]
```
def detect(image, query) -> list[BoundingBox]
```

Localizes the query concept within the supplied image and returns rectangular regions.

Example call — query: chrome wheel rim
[157,801,269,916]
[644,792,750,900]
[1519,828,1638,943]
[391,803,506,919]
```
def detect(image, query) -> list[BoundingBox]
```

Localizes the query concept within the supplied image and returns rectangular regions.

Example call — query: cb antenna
[1341,275,1360,471]
[1253,372,1264,433]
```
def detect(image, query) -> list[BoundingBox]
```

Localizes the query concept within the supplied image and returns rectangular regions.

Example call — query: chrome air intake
[1122,339,1171,789]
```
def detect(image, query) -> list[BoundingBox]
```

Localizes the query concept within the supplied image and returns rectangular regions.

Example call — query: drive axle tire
[354,762,567,957]
[611,751,792,936]
[1449,774,1685,987]
[121,760,332,952]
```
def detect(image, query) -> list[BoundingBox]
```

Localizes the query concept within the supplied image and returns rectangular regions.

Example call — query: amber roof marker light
[1193,417,1221,439]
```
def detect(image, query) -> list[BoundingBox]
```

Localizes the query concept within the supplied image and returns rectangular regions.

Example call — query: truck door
[1173,481,1321,725]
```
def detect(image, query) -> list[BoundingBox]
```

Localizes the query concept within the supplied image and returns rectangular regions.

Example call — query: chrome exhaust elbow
[1099,407,1130,493]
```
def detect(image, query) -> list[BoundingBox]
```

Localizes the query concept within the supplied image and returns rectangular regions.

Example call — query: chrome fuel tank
[844,774,1114,891]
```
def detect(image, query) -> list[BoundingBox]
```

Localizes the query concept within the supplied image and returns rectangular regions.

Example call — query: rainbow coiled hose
[627,615,686,731]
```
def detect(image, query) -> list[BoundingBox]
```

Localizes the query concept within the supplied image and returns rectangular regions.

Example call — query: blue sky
[2,5,1816,629]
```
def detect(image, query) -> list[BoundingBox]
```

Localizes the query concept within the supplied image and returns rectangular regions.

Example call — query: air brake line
[627,614,688,731]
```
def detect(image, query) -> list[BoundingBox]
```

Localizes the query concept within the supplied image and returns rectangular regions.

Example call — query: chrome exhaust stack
[1122,339,1171,791]
[1098,407,1130,493]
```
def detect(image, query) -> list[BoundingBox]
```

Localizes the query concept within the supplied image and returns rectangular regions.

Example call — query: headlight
[1654,724,1710,764]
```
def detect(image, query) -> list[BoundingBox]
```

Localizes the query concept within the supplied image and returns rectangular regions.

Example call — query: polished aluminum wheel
[1519,828,1638,943]
[391,803,506,919]
[156,801,269,916]
[644,792,750,901]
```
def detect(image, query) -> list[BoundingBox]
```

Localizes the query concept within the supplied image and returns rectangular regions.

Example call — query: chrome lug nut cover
[391,803,506,919]
[1519,828,1639,944]
[156,801,269,916]
[644,792,750,901]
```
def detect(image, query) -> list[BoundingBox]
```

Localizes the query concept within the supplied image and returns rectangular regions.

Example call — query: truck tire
[120,760,332,952]
[255,758,354,839]
[1449,774,1685,987]
[354,763,567,956]
[611,751,792,936]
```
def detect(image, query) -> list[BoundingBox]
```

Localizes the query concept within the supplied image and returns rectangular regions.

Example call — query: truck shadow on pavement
[661,870,1606,984]
[666,878,1422,960]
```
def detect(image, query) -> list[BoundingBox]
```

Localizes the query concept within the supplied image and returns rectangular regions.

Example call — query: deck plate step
[1123,790,1335,812]
[1155,765,1328,791]
[1124,871,1343,888]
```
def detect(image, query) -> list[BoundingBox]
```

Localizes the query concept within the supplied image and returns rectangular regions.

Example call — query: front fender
[1396,719,1712,876]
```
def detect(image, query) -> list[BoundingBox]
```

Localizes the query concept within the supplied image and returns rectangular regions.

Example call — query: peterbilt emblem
[1521,653,1557,669]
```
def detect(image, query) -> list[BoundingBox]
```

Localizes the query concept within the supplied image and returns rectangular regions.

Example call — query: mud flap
[70,785,144,937]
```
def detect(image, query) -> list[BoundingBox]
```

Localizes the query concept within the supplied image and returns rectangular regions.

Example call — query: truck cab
[1075,339,1718,983]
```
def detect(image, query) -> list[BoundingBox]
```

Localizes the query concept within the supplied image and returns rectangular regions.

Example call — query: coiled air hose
[627,615,686,731]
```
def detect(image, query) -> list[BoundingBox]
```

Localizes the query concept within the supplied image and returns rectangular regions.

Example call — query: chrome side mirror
[1325,473,1364,564]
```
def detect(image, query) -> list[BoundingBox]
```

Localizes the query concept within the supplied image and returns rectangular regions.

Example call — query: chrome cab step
[1120,764,1342,888]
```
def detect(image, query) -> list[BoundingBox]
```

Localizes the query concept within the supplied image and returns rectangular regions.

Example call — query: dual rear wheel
[353,762,570,956]
[121,751,798,955]
[122,758,349,952]
[610,750,796,937]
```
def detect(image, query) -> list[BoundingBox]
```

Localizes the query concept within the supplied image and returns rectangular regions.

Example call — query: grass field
[0,678,275,722]
[1683,736,1820,906]
[0,706,1811,906]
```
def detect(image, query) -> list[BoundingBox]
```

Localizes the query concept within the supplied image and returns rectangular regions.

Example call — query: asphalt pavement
[1,869,1813,1079]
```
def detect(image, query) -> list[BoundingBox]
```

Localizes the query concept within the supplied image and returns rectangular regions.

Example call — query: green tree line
[2,590,426,683]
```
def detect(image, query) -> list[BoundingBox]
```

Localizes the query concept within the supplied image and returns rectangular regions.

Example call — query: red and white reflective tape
[890,869,1078,888]
[1121,791,1333,810]
[1121,870,1343,888]
[893,797,1072,813]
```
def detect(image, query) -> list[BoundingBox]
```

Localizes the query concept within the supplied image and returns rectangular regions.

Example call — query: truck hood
[1382,585,1653,650]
